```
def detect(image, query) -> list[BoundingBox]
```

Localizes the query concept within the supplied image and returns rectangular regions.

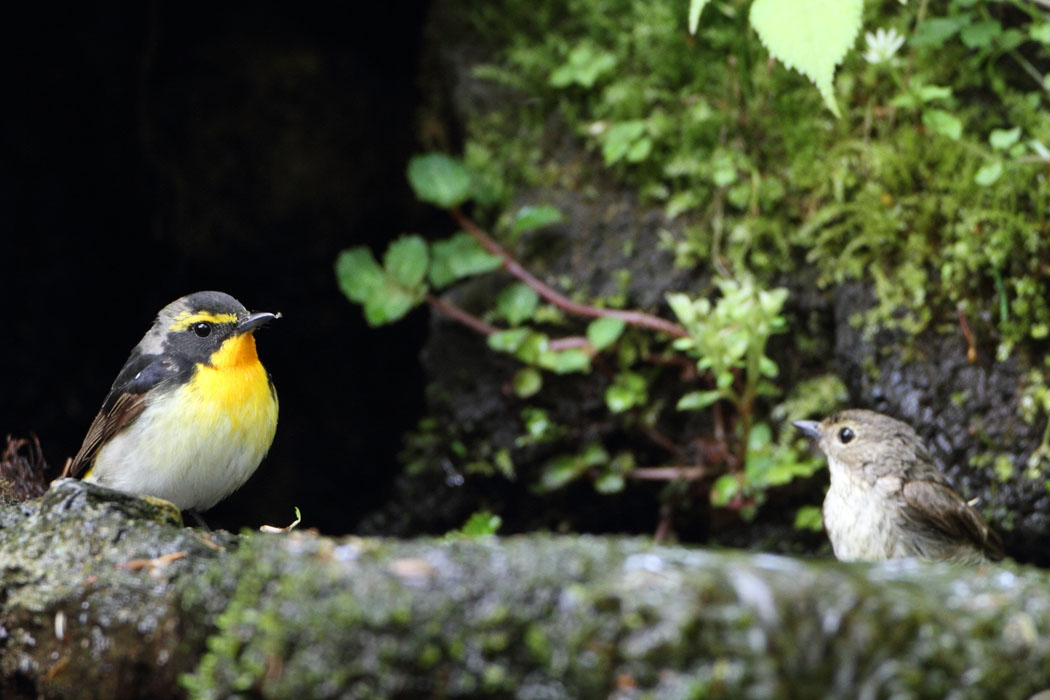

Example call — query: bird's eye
[192,322,212,338]
[838,427,855,444]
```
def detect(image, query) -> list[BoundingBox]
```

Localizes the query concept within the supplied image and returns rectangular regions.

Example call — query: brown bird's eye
[838,427,855,444]
[193,322,212,338]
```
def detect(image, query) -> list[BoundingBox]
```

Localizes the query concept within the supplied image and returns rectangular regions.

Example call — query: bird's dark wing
[63,352,178,478]
[899,479,1004,561]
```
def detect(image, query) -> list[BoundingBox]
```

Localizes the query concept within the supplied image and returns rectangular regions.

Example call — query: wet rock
[6,476,1050,698]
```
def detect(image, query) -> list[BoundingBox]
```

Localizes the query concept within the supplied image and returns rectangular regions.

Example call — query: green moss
[444,0,1049,355]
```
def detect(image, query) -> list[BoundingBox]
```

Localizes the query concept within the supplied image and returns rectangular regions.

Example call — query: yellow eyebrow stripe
[169,311,239,332]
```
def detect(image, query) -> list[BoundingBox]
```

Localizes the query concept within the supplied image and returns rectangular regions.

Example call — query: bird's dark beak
[237,311,281,334]
[792,420,822,440]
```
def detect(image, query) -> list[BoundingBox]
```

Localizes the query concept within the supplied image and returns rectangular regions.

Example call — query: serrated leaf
[511,205,563,238]
[451,510,502,537]
[665,292,696,325]
[677,390,722,411]
[407,153,472,209]
[497,283,539,325]
[749,0,863,118]
[428,233,502,288]
[335,247,385,304]
[587,317,626,350]
[689,0,712,35]
[383,235,428,289]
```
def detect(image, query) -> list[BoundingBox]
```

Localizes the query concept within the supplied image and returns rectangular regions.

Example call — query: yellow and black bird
[63,291,279,514]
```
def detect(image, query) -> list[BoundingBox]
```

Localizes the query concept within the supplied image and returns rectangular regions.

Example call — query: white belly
[86,378,278,512]
[823,471,909,561]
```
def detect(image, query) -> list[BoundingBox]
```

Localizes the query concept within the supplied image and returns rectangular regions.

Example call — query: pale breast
[823,467,910,561]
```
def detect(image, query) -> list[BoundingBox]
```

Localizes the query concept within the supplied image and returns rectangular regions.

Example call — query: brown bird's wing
[63,351,182,479]
[63,393,149,478]
[899,479,1004,561]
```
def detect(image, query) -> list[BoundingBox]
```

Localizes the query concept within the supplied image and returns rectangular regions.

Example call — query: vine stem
[425,294,499,335]
[451,208,689,339]
[425,294,592,351]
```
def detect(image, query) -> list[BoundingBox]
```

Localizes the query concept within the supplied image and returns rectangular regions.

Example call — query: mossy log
[2,479,1050,699]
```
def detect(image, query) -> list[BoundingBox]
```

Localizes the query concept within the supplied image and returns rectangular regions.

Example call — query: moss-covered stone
[5,481,1050,698]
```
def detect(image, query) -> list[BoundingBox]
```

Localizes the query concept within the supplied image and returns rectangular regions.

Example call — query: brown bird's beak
[792,420,822,439]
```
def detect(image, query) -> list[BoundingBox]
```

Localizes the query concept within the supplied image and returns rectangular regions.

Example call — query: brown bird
[794,409,1003,564]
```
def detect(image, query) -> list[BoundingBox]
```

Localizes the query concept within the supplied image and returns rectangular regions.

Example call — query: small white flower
[863,27,906,64]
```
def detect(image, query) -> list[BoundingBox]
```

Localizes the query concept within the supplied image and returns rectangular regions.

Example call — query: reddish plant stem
[452,208,689,339]
[627,466,711,481]
[425,294,499,335]
[548,336,593,352]
[426,294,593,352]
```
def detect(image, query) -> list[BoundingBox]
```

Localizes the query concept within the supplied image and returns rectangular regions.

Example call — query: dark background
[0,2,435,532]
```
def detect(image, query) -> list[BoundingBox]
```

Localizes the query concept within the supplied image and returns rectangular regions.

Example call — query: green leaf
[974,161,1003,186]
[539,455,586,491]
[916,85,952,103]
[429,233,502,289]
[447,510,502,538]
[549,44,617,88]
[677,390,722,411]
[910,16,970,47]
[586,317,626,350]
[959,19,1001,49]
[497,283,540,325]
[749,0,863,118]
[488,328,530,353]
[383,235,428,289]
[541,348,591,374]
[605,371,648,413]
[594,472,625,494]
[710,473,742,507]
[1031,23,1050,44]
[688,0,712,35]
[922,109,962,140]
[407,153,472,209]
[989,127,1021,150]
[747,422,773,451]
[793,505,824,531]
[515,332,549,364]
[363,279,420,326]
[602,120,648,164]
[626,137,653,163]
[335,247,385,304]
[666,293,696,326]
[512,368,543,398]
[511,205,563,238]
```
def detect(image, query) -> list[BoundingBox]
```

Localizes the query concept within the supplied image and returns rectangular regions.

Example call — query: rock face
[4,480,1050,698]
[358,0,1050,565]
